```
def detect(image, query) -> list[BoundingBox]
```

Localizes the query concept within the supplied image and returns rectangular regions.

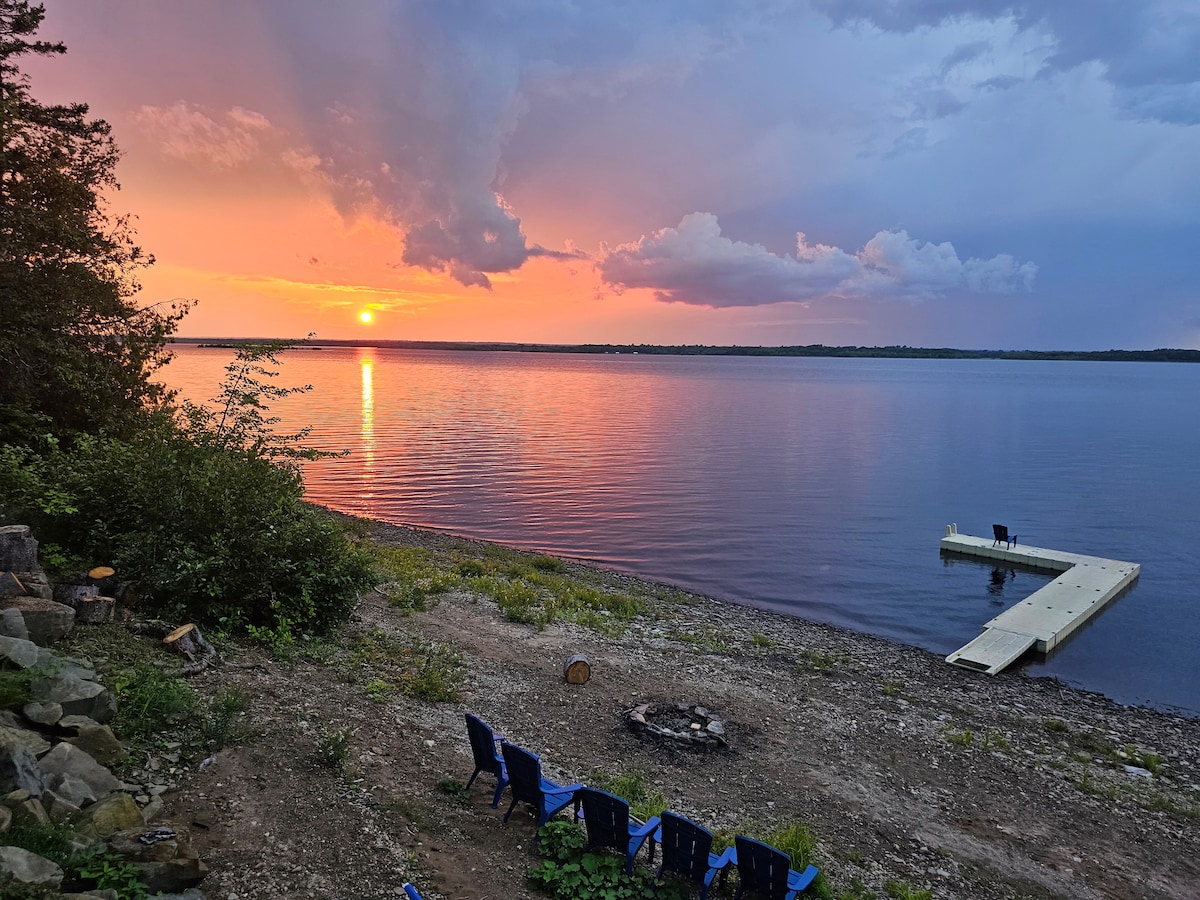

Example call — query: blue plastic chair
[499,742,582,838]
[577,787,662,875]
[730,835,819,899]
[654,811,736,898]
[464,713,509,808]
[401,884,423,900]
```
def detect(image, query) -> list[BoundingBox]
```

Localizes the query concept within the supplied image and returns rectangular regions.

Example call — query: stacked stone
[0,525,207,897]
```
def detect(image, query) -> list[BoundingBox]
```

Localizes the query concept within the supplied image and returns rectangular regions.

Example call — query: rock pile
[0,524,207,898]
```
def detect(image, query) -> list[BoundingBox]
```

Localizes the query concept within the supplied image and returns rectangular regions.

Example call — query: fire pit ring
[624,701,729,750]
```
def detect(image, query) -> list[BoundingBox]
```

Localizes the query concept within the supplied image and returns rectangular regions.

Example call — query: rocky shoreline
[4,518,1199,898]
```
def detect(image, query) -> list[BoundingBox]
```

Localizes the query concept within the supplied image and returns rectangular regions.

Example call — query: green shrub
[0,430,373,636]
[529,820,679,900]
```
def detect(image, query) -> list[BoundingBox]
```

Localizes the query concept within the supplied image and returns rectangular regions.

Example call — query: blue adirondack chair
[730,835,819,899]
[653,811,736,898]
[499,742,582,837]
[401,883,423,900]
[464,713,509,808]
[576,786,662,875]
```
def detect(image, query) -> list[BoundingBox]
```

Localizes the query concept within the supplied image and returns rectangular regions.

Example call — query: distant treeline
[180,337,1200,363]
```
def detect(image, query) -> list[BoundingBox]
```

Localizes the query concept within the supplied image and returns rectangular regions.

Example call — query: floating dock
[941,525,1140,675]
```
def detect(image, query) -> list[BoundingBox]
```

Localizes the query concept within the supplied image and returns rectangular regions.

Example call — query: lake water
[164,345,1200,716]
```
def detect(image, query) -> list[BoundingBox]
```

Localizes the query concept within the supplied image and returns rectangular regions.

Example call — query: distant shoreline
[173,336,1200,363]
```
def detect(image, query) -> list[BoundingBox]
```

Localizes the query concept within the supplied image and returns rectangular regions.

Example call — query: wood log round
[74,595,115,625]
[163,623,220,675]
[563,654,591,685]
[87,566,115,580]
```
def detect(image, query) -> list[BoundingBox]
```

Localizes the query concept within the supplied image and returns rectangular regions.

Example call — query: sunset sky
[25,1,1200,349]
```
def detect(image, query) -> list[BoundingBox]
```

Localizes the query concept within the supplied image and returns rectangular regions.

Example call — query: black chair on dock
[992,524,1016,549]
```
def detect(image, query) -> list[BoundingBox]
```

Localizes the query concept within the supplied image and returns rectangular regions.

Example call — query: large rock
[0,844,64,888]
[0,723,51,759]
[0,526,39,573]
[1,596,75,645]
[0,607,29,639]
[75,792,145,839]
[0,742,48,795]
[38,742,120,797]
[42,787,83,823]
[30,672,114,723]
[22,700,63,727]
[108,826,207,894]
[47,773,97,809]
[9,796,51,826]
[17,571,53,600]
[0,633,40,668]
[64,721,127,767]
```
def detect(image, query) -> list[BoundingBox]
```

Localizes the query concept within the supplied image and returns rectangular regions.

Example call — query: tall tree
[0,0,187,441]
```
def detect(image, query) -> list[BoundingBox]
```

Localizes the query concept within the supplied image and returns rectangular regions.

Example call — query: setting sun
[359,310,374,324]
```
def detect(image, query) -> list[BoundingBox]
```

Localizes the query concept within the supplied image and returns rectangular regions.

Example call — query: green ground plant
[883,878,933,900]
[349,627,465,703]
[314,726,353,771]
[528,820,684,900]
[942,725,975,747]
[796,648,852,675]
[111,663,199,744]
[587,768,669,823]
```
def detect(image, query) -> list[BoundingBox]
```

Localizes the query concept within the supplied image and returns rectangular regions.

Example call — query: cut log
[163,623,220,676]
[563,654,591,685]
[53,582,99,607]
[74,596,115,625]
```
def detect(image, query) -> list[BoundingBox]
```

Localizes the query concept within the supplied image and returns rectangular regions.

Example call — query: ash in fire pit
[625,701,729,750]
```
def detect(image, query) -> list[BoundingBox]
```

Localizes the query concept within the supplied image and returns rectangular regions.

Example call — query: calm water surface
[165,346,1200,715]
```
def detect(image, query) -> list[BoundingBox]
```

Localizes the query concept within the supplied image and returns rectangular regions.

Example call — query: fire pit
[625,701,729,750]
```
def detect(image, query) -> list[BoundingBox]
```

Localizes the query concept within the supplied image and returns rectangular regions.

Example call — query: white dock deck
[941,526,1140,674]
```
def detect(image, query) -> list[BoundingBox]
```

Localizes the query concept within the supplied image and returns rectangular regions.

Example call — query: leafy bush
[528,820,681,900]
[0,429,373,635]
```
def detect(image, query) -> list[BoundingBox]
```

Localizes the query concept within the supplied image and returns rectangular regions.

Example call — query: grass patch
[111,663,199,744]
[796,648,852,675]
[586,767,668,823]
[942,725,974,747]
[349,627,465,703]
[669,626,730,653]
[373,545,460,612]
[751,632,773,649]
[883,879,932,900]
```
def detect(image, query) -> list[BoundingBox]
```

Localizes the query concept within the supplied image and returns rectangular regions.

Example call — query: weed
[200,685,252,750]
[349,628,465,703]
[942,725,974,747]
[436,777,473,806]
[314,726,352,770]
[671,626,730,653]
[111,664,198,744]
[765,820,817,869]
[1043,717,1069,733]
[751,633,773,649]
[982,729,1011,752]
[881,680,904,698]
[796,649,851,675]
[883,879,932,900]
[587,768,668,823]
[70,849,149,899]
[2,822,76,864]
[838,875,879,900]
[0,663,47,711]
[529,819,679,900]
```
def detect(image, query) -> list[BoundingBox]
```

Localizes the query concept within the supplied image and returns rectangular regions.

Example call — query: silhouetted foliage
[0,1,188,441]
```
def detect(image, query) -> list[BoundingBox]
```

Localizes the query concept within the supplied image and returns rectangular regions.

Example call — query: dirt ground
[161,522,1200,900]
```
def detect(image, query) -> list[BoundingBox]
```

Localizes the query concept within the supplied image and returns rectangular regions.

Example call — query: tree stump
[74,595,115,625]
[563,654,591,684]
[163,624,220,675]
